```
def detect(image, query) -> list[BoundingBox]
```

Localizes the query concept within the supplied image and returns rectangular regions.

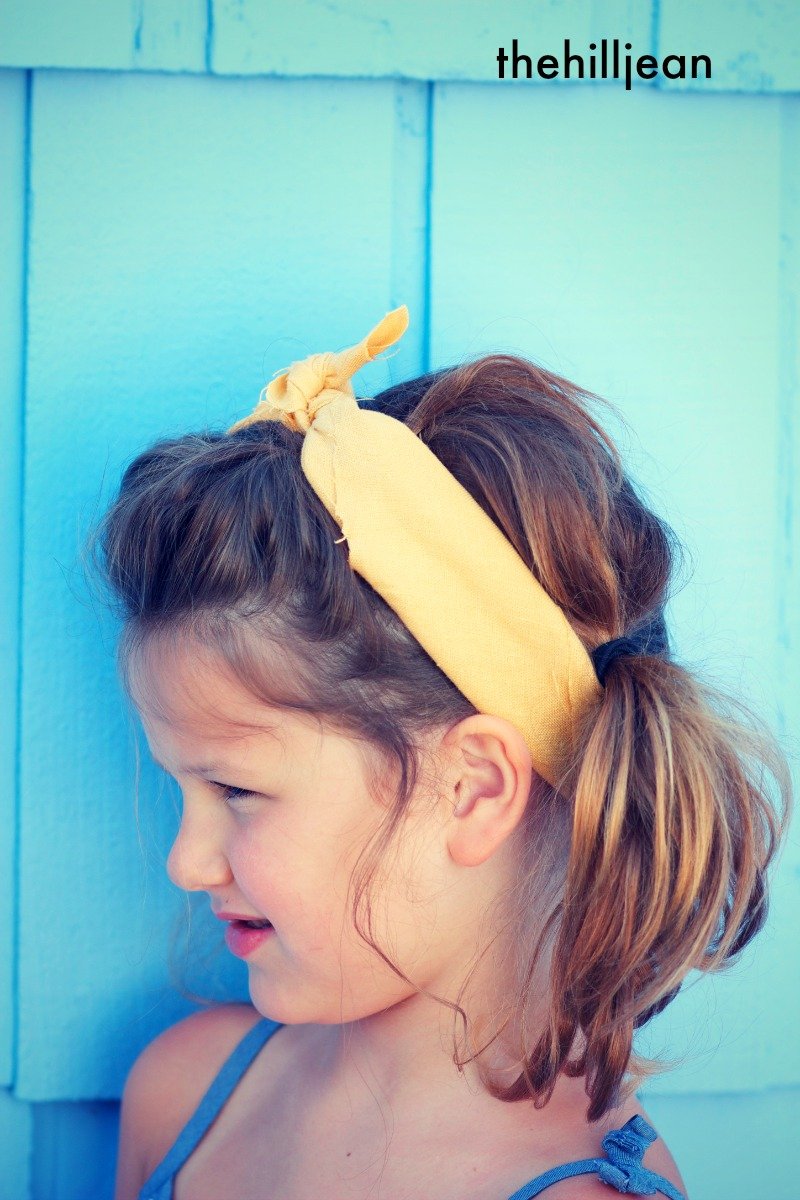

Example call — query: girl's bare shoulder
[526,1114,688,1200]
[501,1093,689,1200]
[115,1002,263,1199]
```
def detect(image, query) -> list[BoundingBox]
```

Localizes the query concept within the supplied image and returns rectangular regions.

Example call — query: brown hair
[84,354,792,1120]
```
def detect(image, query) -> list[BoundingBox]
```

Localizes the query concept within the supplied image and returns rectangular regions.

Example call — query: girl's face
[131,637,483,1028]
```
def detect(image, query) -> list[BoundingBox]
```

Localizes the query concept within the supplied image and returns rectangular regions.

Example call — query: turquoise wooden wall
[1,3,798,1197]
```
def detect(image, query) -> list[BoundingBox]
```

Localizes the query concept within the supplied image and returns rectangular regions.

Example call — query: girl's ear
[441,715,534,868]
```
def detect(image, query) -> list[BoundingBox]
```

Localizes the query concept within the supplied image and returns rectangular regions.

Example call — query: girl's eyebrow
[151,756,245,778]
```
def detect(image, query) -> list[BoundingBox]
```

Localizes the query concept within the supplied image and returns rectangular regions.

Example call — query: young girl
[94,306,791,1200]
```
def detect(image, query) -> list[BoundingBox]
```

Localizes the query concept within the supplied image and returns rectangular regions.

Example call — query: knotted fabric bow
[226,305,603,788]
[596,1116,667,1195]
[227,307,408,436]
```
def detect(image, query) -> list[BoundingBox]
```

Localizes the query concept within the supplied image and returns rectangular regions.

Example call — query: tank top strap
[505,1115,687,1200]
[138,1015,285,1200]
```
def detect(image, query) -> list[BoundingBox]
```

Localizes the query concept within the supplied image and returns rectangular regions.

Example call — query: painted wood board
[2,0,798,94]
[210,0,607,80]
[0,0,206,72]
[0,68,27,1092]
[0,1087,33,1200]
[29,1100,118,1200]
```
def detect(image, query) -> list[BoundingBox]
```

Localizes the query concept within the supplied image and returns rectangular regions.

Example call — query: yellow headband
[227,306,603,787]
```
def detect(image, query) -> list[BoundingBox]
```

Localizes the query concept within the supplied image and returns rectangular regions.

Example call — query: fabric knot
[596,1116,661,1194]
[596,1159,661,1194]
[266,352,352,433]
[603,1116,657,1159]
[227,306,409,436]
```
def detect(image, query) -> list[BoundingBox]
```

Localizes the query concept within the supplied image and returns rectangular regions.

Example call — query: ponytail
[541,647,790,1120]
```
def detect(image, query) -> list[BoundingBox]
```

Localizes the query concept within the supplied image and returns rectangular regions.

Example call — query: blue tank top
[137,1017,686,1199]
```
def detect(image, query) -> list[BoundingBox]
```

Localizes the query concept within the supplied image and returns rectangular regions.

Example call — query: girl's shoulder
[115,1002,263,1197]
[498,1099,689,1200]
[605,1101,688,1200]
[117,1010,691,1200]
[472,1085,689,1200]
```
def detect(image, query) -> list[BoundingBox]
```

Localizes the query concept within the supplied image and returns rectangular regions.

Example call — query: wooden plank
[430,81,798,1091]
[0,68,27,1092]
[658,0,800,92]
[0,1087,33,1199]
[642,1086,800,1200]
[390,81,430,376]
[0,0,206,72]
[30,1101,118,1200]
[777,100,800,807]
[1,0,798,92]
[211,0,598,79]
[761,94,800,1093]
[16,67,427,1099]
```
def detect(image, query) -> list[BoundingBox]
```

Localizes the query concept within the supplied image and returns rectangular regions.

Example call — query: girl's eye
[212,783,258,806]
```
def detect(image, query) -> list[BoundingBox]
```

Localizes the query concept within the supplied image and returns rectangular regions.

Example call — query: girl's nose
[166,812,233,893]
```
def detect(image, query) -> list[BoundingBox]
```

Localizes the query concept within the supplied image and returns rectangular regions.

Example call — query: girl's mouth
[225,919,274,957]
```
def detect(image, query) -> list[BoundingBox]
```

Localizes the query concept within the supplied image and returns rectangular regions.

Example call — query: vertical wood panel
[17,68,428,1101]
[765,95,800,1094]
[778,96,800,771]
[0,1087,33,1200]
[429,80,798,1092]
[390,81,431,375]
[30,1102,117,1200]
[0,68,28,1092]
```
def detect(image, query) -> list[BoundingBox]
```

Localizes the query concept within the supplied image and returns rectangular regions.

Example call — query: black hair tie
[591,612,669,686]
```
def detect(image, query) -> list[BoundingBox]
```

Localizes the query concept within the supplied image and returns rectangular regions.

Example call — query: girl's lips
[224,920,274,958]
[215,911,268,922]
